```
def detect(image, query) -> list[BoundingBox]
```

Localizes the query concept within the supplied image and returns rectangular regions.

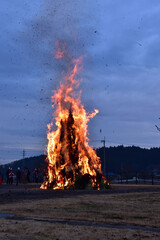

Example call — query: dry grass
[0,189,160,239]
[0,218,160,240]
[0,192,160,227]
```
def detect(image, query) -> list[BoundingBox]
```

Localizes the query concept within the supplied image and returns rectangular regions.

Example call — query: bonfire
[41,42,108,190]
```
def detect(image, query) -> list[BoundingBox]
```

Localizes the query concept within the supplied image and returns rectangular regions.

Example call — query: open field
[0,184,160,240]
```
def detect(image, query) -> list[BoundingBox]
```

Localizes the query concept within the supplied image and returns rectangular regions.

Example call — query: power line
[101,137,106,176]
[90,139,156,148]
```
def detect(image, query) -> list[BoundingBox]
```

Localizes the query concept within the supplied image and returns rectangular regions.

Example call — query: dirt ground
[0,184,160,240]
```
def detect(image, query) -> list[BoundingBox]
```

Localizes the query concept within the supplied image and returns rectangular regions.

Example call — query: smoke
[20,1,100,72]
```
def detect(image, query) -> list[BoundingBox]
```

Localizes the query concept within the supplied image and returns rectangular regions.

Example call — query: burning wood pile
[41,42,108,190]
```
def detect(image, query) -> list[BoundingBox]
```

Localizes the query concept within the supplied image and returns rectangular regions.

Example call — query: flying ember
[41,42,107,190]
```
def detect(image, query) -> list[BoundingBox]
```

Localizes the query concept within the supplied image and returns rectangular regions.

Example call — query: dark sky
[1,0,160,164]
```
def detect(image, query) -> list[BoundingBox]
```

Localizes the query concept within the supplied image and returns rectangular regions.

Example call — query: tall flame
[41,42,105,190]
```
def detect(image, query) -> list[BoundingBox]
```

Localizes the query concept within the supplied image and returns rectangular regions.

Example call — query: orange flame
[41,42,104,190]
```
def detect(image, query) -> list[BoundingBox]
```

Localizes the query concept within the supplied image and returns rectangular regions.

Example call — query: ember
[41,42,107,190]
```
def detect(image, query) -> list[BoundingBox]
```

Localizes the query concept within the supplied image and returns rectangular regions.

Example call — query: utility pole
[23,149,26,159]
[101,137,106,176]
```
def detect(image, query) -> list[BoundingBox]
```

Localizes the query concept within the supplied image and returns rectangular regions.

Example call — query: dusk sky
[1,0,160,164]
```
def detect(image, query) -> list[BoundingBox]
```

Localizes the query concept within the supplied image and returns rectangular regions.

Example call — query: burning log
[41,42,108,190]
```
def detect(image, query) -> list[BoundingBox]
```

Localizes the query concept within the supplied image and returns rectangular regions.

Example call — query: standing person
[22,167,28,184]
[9,168,14,184]
[33,168,39,183]
[0,169,2,184]
[43,168,48,182]
[27,168,30,183]
[16,167,21,186]
[0,170,2,185]
[33,168,36,182]
[6,167,10,184]
[36,168,40,183]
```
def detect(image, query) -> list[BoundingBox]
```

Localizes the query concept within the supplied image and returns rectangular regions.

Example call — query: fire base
[41,173,109,190]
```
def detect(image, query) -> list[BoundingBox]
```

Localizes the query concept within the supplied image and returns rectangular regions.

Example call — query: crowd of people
[0,167,48,185]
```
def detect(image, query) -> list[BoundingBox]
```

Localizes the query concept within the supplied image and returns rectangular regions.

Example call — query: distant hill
[97,145,160,174]
[0,146,160,178]
[0,155,47,178]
